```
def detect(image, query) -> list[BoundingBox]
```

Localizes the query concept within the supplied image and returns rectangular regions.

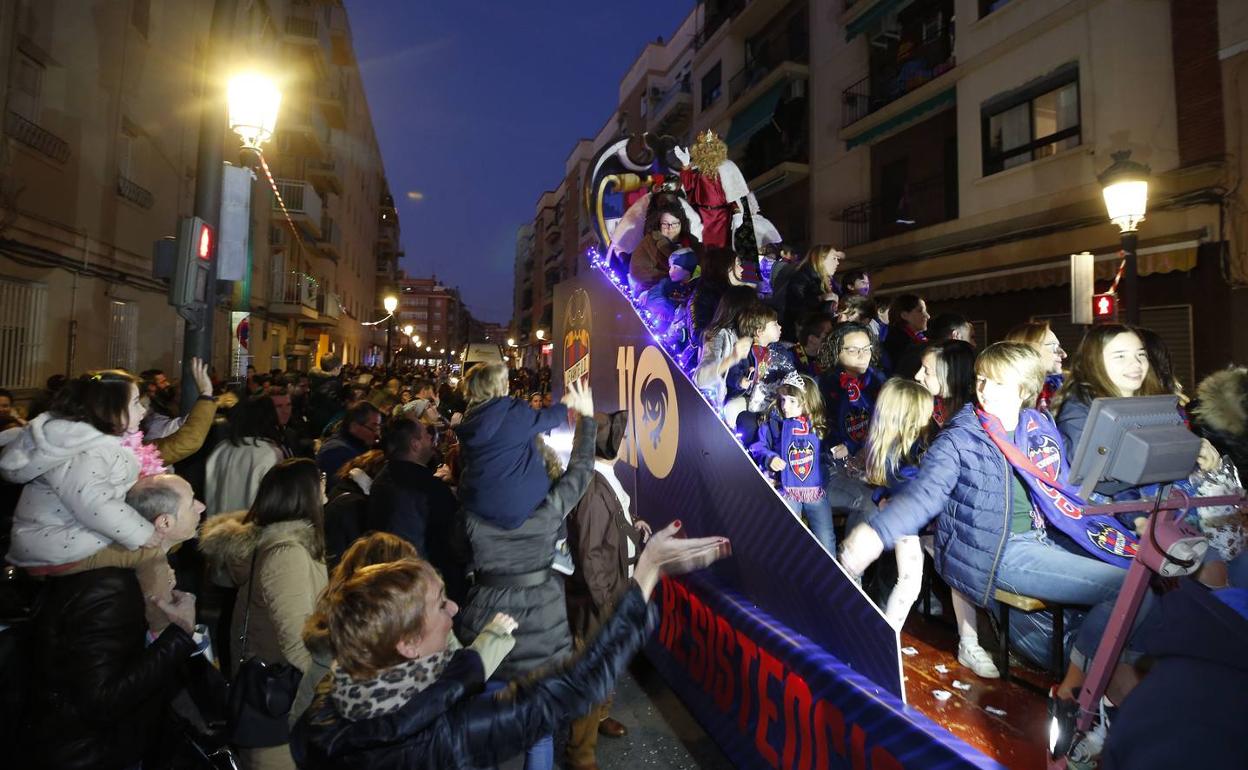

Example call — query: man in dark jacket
[317,401,382,484]
[307,353,345,437]
[369,418,467,604]
[21,474,210,769]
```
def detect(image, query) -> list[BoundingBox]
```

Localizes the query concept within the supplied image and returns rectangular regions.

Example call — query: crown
[781,371,806,392]
[698,129,719,144]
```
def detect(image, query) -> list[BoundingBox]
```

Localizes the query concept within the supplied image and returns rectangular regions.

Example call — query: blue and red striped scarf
[977,407,1138,568]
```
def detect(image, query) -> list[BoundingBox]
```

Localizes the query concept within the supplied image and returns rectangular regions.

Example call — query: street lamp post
[383,295,398,370]
[1098,150,1150,326]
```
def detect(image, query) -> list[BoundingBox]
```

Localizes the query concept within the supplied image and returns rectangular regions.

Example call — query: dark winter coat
[1191,367,1248,480]
[323,474,370,569]
[290,583,655,770]
[1103,579,1248,770]
[367,460,469,606]
[881,324,924,379]
[457,415,595,680]
[565,469,642,641]
[772,263,830,342]
[307,369,345,437]
[868,404,1021,606]
[20,567,195,770]
[454,397,569,530]
[316,433,370,488]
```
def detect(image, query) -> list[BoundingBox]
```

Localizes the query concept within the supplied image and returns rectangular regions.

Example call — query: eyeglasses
[842,345,873,356]
[658,220,681,229]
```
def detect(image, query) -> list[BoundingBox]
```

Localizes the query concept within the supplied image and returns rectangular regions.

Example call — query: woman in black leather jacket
[290,522,729,770]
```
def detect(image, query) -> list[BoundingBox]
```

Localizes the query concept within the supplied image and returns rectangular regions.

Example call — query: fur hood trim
[1194,367,1248,437]
[199,510,320,585]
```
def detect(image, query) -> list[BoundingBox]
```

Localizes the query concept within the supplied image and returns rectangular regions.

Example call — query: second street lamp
[383,294,398,369]
[1098,150,1150,325]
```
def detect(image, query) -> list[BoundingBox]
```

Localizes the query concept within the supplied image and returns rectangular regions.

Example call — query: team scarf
[932,396,947,428]
[1037,374,1063,413]
[779,415,824,503]
[830,367,883,455]
[903,325,927,345]
[976,408,1138,568]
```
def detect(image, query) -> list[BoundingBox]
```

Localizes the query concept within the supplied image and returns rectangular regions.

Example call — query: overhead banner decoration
[553,274,1000,770]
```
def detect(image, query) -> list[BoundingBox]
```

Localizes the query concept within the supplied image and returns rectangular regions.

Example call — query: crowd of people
[614,221,1248,768]
[0,353,730,770]
[2,224,1248,769]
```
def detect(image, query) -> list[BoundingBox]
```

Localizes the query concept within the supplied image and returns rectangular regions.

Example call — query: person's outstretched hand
[560,380,594,419]
[633,520,731,600]
[190,357,212,398]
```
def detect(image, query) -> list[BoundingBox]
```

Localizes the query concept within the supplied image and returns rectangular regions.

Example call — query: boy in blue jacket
[455,363,571,530]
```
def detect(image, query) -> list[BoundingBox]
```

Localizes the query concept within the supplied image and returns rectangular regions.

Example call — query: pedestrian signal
[170,217,214,310]
[1092,293,1118,323]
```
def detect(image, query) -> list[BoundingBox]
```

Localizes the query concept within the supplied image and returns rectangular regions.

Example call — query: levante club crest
[563,288,591,390]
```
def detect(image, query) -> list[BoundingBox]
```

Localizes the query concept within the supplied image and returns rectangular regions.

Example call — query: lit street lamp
[535,329,546,341]
[383,294,398,369]
[507,337,516,347]
[227,73,281,151]
[1098,150,1150,326]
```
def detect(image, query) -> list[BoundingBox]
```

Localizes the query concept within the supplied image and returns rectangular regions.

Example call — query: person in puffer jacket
[840,343,1132,677]
[0,370,157,569]
[454,363,570,531]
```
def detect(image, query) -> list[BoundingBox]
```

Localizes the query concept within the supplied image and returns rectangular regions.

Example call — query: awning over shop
[724,83,786,149]
[876,242,1199,302]
[845,0,910,42]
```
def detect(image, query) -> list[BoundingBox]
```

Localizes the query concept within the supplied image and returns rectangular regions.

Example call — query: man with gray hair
[19,474,212,769]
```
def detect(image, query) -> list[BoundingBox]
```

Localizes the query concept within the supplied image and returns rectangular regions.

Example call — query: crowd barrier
[552,274,1002,769]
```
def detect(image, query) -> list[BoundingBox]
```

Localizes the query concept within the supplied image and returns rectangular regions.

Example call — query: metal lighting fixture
[402,324,414,337]
[535,329,546,340]
[383,295,398,314]
[1098,150,1150,325]
[1099,150,1150,233]
[507,337,516,346]
[227,72,282,150]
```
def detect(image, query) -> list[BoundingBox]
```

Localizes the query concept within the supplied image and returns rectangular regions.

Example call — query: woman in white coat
[205,396,288,518]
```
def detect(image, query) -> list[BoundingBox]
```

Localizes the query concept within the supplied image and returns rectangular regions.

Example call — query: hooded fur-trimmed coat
[1192,367,1248,480]
[198,511,328,676]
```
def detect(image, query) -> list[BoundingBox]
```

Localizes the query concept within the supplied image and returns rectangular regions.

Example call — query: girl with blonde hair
[861,378,934,629]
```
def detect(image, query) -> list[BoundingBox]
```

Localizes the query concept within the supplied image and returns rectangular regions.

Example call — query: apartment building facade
[0,0,398,393]
[395,275,469,358]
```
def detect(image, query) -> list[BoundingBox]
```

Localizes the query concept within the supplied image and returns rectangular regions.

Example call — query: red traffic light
[1092,292,1117,322]
[196,222,214,260]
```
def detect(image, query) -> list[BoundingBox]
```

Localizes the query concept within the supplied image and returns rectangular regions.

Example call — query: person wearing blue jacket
[454,363,570,530]
[840,343,1132,677]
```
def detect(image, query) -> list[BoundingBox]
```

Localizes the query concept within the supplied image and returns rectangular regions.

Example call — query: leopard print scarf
[331,641,459,721]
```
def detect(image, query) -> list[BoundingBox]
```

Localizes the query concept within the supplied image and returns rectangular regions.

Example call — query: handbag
[226,549,302,748]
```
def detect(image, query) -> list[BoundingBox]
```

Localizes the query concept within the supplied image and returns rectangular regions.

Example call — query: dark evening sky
[346,1,696,323]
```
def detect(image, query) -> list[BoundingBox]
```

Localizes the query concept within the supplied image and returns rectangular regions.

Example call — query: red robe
[680,168,731,250]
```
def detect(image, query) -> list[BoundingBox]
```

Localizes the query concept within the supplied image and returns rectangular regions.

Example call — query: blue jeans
[484,680,553,770]
[786,496,836,554]
[992,530,1127,668]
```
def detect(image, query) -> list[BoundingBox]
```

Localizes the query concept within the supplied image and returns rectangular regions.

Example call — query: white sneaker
[957,641,1001,679]
[1068,697,1110,767]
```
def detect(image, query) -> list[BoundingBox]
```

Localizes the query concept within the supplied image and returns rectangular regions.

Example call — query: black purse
[226,549,302,748]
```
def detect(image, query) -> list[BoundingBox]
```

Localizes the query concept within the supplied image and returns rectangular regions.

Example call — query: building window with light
[981,63,1080,176]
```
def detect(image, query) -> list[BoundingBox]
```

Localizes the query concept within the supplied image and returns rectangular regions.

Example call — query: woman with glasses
[625,203,700,301]
[1004,320,1067,412]
[817,322,885,464]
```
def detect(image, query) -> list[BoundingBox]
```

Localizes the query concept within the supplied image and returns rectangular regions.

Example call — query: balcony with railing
[317,215,341,261]
[377,218,397,247]
[312,291,341,324]
[6,110,70,163]
[269,269,320,319]
[272,179,323,236]
[116,175,154,209]
[841,15,956,128]
[648,77,693,134]
[306,157,342,195]
[839,174,957,248]
[281,104,330,160]
[728,19,809,105]
[314,72,348,129]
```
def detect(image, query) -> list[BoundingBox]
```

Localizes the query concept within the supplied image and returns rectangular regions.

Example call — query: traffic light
[170,216,214,310]
[1092,292,1118,323]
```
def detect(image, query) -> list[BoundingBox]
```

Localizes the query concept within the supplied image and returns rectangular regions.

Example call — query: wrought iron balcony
[6,111,70,163]
[116,175,154,209]
[839,174,957,247]
[841,33,956,128]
